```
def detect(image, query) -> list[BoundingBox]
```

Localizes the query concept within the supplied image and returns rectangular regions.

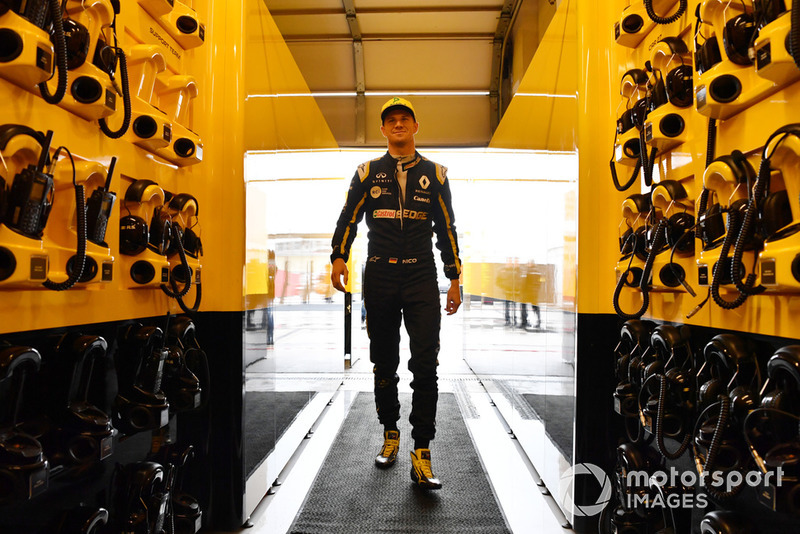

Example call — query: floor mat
[289,392,511,534]
[245,391,316,477]
[522,393,574,463]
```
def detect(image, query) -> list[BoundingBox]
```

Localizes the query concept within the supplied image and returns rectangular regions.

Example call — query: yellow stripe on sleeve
[340,193,368,255]
[438,195,461,274]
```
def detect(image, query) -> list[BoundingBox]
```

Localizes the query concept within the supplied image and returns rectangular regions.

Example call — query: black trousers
[363,258,441,443]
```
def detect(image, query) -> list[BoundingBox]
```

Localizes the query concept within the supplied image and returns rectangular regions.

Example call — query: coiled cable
[43,147,86,290]
[613,217,667,319]
[710,209,749,309]
[653,374,691,459]
[645,0,688,25]
[37,0,68,104]
[98,49,131,138]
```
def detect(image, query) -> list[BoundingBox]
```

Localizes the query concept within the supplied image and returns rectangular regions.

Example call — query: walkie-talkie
[5,130,54,239]
[85,156,117,246]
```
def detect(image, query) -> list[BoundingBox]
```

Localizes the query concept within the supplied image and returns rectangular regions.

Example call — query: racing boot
[375,430,400,468]
[410,448,442,489]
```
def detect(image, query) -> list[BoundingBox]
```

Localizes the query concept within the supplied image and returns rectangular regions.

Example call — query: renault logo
[419,175,430,189]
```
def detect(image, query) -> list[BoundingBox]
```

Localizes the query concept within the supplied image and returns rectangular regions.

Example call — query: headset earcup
[761,190,793,239]
[723,13,756,66]
[696,37,722,74]
[667,212,695,251]
[119,216,149,256]
[666,64,693,107]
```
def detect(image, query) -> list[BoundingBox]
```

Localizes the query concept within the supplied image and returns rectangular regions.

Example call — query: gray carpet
[245,391,316,477]
[290,392,511,534]
[522,393,574,463]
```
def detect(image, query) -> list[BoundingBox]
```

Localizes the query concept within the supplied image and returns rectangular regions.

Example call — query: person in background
[330,97,462,490]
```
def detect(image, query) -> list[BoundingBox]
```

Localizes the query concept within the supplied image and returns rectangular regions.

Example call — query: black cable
[696,397,745,500]
[44,147,86,291]
[173,280,201,314]
[644,0,688,24]
[38,0,68,104]
[791,0,800,68]
[161,227,192,299]
[610,157,642,191]
[731,158,766,298]
[696,119,718,240]
[653,374,691,459]
[613,218,667,319]
[709,208,750,309]
[639,130,657,187]
[98,48,131,138]
[667,218,699,297]
[610,129,642,191]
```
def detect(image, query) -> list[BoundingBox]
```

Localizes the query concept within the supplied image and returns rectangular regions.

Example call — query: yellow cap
[380,97,416,122]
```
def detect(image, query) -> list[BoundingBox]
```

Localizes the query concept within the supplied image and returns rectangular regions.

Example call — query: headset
[698,150,756,250]
[614,182,689,319]
[43,333,115,471]
[111,461,170,534]
[692,334,762,499]
[744,345,800,515]
[167,316,209,409]
[57,333,117,464]
[150,444,202,534]
[619,193,652,263]
[702,150,764,310]
[656,37,695,108]
[0,345,49,503]
[161,317,202,413]
[120,179,171,256]
[611,69,651,191]
[695,5,724,74]
[722,3,757,66]
[614,321,656,445]
[719,124,800,303]
[652,180,695,257]
[638,325,695,460]
[614,442,665,516]
[111,324,170,436]
[166,193,203,259]
[752,124,800,241]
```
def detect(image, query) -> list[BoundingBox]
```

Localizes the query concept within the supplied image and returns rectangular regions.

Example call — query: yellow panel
[268,13,350,37]
[285,42,357,91]
[244,0,338,151]
[489,0,578,152]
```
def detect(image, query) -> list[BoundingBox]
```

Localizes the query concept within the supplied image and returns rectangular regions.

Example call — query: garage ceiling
[260,0,558,148]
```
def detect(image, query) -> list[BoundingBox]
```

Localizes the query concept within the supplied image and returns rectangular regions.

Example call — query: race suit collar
[384,151,421,171]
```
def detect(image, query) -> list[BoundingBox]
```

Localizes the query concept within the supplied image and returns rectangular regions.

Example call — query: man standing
[330,97,462,489]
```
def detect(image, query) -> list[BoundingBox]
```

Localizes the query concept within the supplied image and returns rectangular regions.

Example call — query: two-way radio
[85,156,116,246]
[4,129,54,239]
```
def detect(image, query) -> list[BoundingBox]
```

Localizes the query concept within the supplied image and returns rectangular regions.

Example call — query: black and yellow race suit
[331,151,461,443]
